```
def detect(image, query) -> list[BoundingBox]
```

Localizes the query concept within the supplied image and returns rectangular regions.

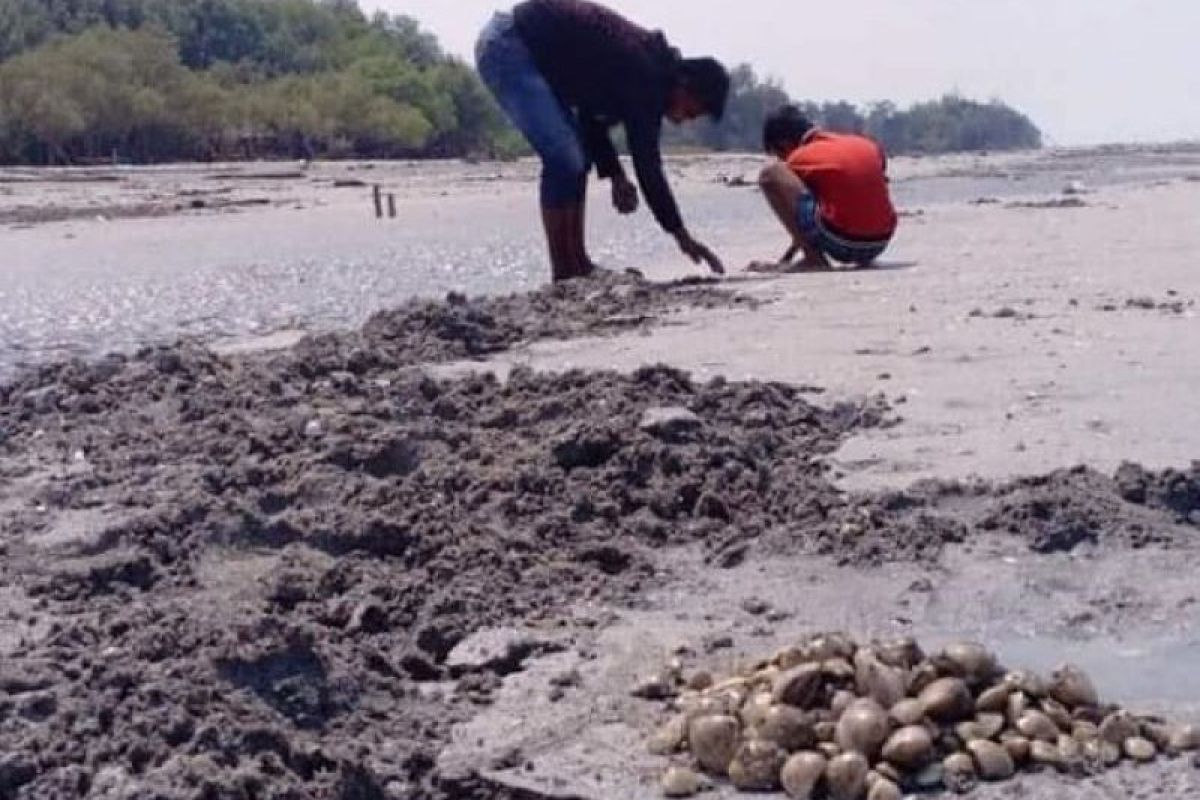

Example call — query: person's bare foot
[745,260,788,273]
[792,256,833,271]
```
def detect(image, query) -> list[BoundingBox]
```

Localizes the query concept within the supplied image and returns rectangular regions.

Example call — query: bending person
[476,0,729,281]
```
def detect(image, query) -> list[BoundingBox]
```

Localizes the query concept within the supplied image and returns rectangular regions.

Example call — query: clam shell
[817,741,844,760]
[968,740,1016,781]
[1040,698,1073,730]
[825,752,870,800]
[1124,736,1157,762]
[1000,733,1031,763]
[1029,740,1066,771]
[835,699,890,760]
[1170,724,1200,752]
[942,752,978,794]
[889,698,925,727]
[1049,664,1099,709]
[1006,691,1030,726]
[919,677,974,722]
[679,693,733,721]
[1098,740,1122,766]
[975,684,1011,714]
[874,761,902,784]
[807,632,857,663]
[907,662,940,696]
[688,714,740,775]
[661,766,703,798]
[823,658,856,683]
[867,777,902,800]
[780,752,827,800]
[854,651,907,709]
[1004,670,1047,698]
[955,713,1005,743]
[648,714,688,755]
[943,642,999,685]
[729,739,787,791]
[773,664,824,709]
[1057,734,1084,766]
[881,725,934,770]
[1141,722,1174,751]
[1017,710,1061,742]
[760,705,817,752]
[831,689,857,717]
[740,691,775,730]
[1071,720,1100,743]
[876,637,924,670]
[1081,738,1122,768]
[1099,711,1140,745]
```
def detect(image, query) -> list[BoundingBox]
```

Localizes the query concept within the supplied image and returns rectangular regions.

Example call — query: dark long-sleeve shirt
[513,0,685,234]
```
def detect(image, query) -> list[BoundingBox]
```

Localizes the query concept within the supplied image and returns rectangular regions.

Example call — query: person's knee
[540,146,588,206]
[758,161,790,190]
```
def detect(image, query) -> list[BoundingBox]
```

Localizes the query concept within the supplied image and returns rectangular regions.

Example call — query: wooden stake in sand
[373,184,383,218]
[387,193,397,219]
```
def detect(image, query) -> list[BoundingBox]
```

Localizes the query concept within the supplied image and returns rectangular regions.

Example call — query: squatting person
[752,105,898,271]
[475,0,730,281]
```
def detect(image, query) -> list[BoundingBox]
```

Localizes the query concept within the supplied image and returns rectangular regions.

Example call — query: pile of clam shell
[642,633,1199,798]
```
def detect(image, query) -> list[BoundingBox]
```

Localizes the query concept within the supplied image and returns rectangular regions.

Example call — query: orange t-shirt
[786,131,897,240]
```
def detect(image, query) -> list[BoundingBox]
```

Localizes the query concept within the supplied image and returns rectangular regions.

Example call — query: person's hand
[676,230,725,275]
[611,176,639,215]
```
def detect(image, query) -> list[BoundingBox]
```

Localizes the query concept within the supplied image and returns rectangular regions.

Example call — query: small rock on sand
[640,407,703,442]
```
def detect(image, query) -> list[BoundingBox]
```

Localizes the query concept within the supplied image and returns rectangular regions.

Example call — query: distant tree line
[0,0,1042,165]
[0,0,519,164]
[667,65,1043,155]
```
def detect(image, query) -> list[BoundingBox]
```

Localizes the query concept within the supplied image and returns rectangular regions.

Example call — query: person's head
[762,105,815,159]
[667,58,730,124]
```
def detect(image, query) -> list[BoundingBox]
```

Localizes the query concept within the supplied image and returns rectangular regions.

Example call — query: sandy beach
[2,147,1200,799]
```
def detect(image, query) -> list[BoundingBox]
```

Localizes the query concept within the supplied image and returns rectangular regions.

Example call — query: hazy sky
[362,0,1200,146]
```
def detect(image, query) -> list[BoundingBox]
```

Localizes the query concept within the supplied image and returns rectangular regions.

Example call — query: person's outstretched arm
[626,116,724,274]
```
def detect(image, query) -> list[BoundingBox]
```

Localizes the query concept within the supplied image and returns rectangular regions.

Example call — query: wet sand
[1,147,1200,799]
[3,146,1198,375]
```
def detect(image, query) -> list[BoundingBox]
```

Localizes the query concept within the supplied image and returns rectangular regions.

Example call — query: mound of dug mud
[0,284,1197,799]
[289,271,757,374]
[792,463,1200,565]
[0,338,885,799]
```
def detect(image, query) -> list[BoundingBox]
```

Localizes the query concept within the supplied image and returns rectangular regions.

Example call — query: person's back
[512,0,672,119]
[786,131,896,241]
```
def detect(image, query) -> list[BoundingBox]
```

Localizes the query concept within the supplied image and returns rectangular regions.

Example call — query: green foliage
[0,1,1041,165]
[0,0,513,164]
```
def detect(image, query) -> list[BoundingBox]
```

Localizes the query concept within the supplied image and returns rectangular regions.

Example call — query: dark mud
[800,464,1200,565]
[288,271,758,372]
[1,285,1197,799]
[0,325,876,799]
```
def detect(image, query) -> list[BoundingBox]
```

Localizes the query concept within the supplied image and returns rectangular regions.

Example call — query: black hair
[762,104,815,153]
[679,58,731,121]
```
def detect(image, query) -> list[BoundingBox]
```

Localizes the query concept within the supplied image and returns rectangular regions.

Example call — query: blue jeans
[797,194,891,266]
[475,13,589,208]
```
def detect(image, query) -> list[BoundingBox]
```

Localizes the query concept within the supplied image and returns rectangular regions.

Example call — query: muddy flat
[1,148,1199,799]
